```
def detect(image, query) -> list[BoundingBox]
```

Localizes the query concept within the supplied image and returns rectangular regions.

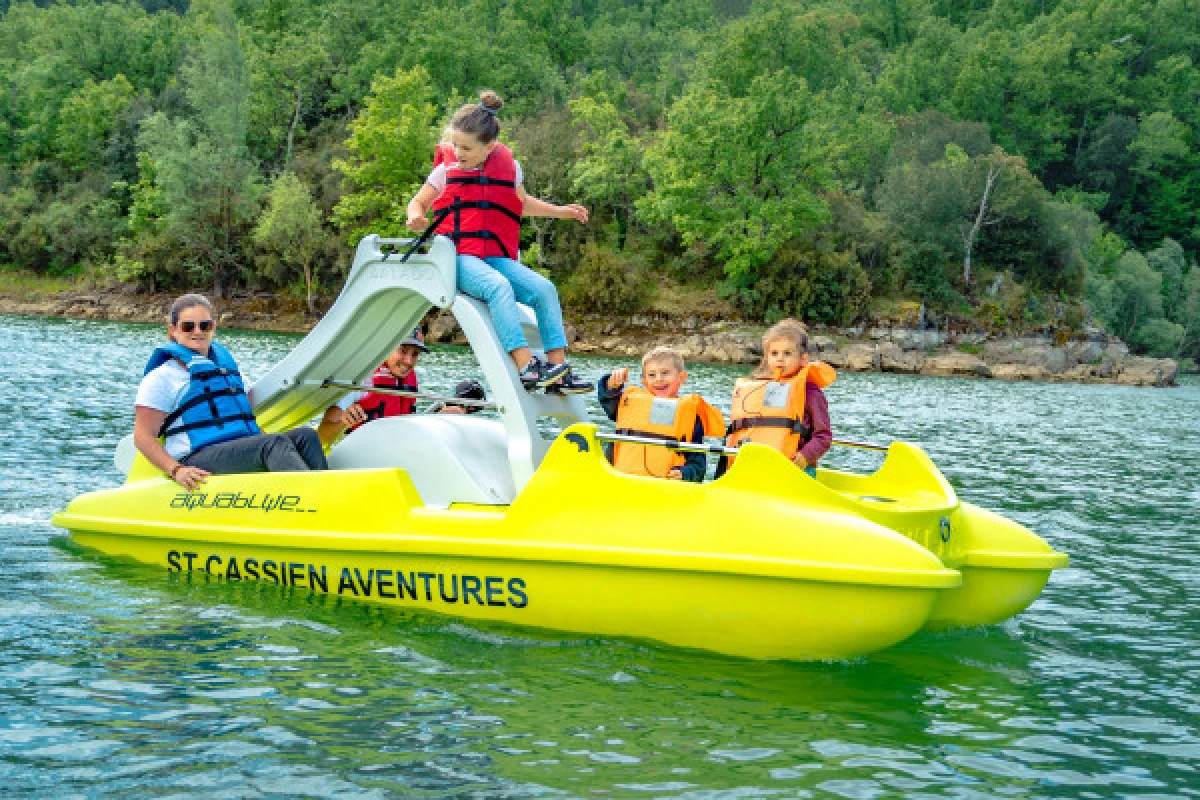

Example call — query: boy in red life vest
[598,346,724,481]
[721,319,835,478]
[317,329,463,445]
[405,89,593,395]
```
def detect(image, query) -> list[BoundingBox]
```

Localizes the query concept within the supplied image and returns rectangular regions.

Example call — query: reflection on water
[1,314,1197,797]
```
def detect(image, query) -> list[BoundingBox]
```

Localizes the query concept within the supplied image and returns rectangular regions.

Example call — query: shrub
[563,243,652,314]
[898,240,957,308]
[728,237,871,325]
[1132,318,1184,357]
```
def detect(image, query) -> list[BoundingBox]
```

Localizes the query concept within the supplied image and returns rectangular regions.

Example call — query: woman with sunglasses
[134,293,327,490]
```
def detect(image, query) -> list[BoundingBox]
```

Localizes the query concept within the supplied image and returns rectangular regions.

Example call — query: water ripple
[1,314,1197,797]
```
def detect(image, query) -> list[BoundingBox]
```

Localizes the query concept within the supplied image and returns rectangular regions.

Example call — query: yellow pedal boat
[54,235,1068,661]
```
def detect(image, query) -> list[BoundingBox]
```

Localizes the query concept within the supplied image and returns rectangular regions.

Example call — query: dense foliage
[2,0,1198,359]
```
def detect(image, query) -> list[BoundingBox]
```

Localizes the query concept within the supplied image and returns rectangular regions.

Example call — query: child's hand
[606,368,628,391]
[561,204,589,224]
[407,215,429,232]
[342,403,368,428]
[792,452,809,468]
[667,468,683,480]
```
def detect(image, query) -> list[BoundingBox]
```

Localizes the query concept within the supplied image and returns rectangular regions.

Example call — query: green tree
[569,93,646,250]
[563,242,651,315]
[1128,111,1198,248]
[0,0,180,164]
[331,66,438,242]
[707,6,868,97]
[134,0,261,296]
[1076,113,1137,229]
[253,171,324,314]
[56,75,137,172]
[1131,317,1184,357]
[639,73,834,292]
[245,30,330,169]
[1178,266,1200,358]
[4,0,1200,324]
[848,0,930,49]
[1088,250,1166,344]
[1146,237,1188,323]
[510,108,580,274]
[878,142,1016,291]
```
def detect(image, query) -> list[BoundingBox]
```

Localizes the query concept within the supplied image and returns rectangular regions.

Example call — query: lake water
[1,313,1197,798]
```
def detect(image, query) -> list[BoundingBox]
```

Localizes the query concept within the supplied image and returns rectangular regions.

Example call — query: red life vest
[348,366,418,432]
[432,142,523,259]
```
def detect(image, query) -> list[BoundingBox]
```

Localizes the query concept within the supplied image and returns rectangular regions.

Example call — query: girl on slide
[406,90,592,394]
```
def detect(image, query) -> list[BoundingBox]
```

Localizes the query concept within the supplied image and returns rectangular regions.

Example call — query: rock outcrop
[0,290,1181,387]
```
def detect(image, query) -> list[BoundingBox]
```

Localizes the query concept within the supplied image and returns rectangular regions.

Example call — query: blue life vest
[144,340,261,451]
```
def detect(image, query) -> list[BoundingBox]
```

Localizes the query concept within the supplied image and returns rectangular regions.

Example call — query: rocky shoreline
[0,287,1179,387]
[520,312,1178,388]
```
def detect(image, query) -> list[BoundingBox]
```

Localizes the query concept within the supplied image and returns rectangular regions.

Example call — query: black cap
[400,328,429,353]
[454,380,486,400]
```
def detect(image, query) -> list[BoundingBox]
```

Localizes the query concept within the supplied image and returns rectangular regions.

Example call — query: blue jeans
[456,255,568,354]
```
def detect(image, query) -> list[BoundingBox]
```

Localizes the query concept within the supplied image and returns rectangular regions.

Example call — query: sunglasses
[178,319,214,332]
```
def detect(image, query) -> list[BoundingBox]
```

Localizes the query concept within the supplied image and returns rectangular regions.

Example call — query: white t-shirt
[427,160,524,193]
[135,361,195,460]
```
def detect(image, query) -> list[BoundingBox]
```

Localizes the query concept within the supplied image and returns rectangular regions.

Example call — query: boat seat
[326,414,516,508]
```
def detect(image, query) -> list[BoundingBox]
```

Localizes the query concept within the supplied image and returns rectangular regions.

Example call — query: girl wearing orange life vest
[723,319,835,478]
[598,347,724,481]
[405,90,593,395]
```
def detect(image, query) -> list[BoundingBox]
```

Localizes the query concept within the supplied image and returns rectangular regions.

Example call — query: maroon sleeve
[799,385,832,466]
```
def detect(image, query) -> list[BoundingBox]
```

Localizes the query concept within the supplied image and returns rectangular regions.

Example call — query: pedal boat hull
[54,430,960,661]
[812,443,1069,630]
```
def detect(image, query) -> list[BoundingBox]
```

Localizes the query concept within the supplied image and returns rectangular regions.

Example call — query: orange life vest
[613,386,725,478]
[726,362,836,462]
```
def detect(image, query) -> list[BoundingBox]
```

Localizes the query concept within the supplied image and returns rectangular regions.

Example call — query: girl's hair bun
[450,91,504,141]
[479,90,504,112]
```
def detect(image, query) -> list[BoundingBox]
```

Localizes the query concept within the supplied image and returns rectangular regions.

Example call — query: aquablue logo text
[169,492,315,513]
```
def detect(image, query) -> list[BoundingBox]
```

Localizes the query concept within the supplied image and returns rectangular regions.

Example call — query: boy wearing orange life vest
[598,346,724,481]
[722,319,835,478]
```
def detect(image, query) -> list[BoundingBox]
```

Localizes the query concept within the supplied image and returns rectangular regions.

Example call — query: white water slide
[119,235,589,506]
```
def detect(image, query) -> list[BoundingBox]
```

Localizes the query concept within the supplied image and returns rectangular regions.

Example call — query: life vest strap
[727,416,812,438]
[189,367,235,382]
[397,206,454,263]
[446,175,517,189]
[158,386,249,437]
[446,230,514,260]
[615,427,682,444]
[443,199,522,224]
[163,412,258,437]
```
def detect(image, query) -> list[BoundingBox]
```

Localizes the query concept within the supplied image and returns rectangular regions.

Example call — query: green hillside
[1,0,1197,359]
